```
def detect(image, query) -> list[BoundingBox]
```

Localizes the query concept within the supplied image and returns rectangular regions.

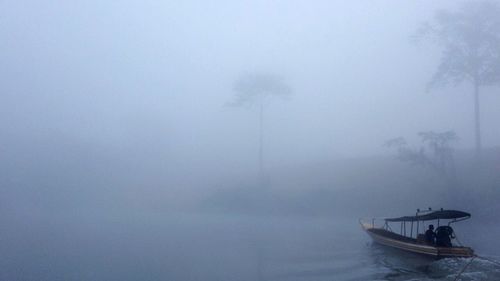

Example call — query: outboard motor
[436,226,454,247]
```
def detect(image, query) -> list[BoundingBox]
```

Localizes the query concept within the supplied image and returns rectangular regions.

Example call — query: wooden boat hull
[361,223,474,258]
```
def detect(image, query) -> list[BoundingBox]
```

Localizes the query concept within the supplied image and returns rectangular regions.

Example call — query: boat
[360,208,474,258]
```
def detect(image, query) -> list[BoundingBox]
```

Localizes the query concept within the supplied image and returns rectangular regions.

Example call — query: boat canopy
[385,210,470,222]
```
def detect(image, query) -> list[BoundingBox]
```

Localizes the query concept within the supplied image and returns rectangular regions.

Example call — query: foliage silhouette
[227,73,291,180]
[415,1,500,157]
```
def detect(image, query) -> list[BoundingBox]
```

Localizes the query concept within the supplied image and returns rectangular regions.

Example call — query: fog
[1,1,500,280]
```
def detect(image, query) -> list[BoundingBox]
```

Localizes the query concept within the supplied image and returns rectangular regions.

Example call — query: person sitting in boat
[436,226,454,247]
[424,224,436,245]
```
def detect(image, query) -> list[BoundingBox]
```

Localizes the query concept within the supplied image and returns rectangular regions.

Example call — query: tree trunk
[473,79,482,159]
[259,100,264,178]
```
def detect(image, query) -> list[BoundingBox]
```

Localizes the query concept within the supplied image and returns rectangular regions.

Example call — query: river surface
[2,211,500,281]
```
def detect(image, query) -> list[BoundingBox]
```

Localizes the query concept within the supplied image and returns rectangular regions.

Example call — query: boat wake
[430,256,500,281]
[368,244,500,281]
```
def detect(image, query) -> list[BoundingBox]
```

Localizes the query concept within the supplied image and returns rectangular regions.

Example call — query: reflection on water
[1,212,499,281]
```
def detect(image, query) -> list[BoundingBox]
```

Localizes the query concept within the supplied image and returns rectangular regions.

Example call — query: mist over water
[3,212,500,281]
[1,0,500,280]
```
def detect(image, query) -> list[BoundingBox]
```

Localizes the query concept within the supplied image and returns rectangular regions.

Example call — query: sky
[1,0,500,187]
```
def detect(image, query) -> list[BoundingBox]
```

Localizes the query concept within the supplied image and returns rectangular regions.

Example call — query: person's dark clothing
[425,229,436,245]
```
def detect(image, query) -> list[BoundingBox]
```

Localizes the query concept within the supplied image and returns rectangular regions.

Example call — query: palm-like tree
[416,1,500,158]
[228,73,291,178]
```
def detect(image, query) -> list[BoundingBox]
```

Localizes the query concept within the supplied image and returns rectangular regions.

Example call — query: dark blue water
[2,211,499,281]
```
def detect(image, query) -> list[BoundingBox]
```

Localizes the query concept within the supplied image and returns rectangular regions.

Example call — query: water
[2,211,499,281]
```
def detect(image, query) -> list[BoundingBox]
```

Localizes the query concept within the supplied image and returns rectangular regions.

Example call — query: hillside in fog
[3,126,499,220]
[202,147,500,219]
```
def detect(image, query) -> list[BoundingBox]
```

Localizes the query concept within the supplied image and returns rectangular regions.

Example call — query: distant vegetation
[415,1,500,158]
[201,148,500,222]
[385,131,458,185]
[202,1,500,220]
